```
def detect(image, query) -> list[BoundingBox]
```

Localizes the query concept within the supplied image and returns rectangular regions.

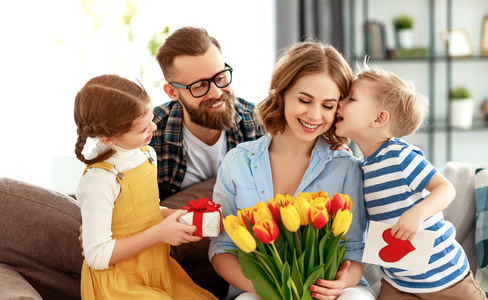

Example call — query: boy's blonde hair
[356,65,429,137]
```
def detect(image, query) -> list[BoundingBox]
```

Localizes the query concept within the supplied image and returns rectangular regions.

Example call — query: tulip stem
[294,231,303,255]
[255,252,281,288]
[289,278,300,300]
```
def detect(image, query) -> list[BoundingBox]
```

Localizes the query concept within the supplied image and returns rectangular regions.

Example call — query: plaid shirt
[150,97,264,201]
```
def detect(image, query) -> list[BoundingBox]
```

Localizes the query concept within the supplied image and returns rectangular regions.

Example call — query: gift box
[178,197,222,237]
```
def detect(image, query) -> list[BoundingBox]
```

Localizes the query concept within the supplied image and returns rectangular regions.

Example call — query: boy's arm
[392,172,456,240]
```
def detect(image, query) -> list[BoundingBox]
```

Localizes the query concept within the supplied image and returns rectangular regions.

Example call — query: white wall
[0,0,276,194]
[344,0,488,167]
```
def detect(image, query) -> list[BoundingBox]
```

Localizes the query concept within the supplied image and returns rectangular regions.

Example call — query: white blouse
[76,143,157,270]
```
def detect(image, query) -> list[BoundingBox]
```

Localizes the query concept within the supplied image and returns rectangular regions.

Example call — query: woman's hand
[309,260,351,299]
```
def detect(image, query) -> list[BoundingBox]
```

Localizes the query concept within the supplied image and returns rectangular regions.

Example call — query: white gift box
[178,211,221,237]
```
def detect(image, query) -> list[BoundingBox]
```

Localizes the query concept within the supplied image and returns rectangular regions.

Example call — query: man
[151,26,264,201]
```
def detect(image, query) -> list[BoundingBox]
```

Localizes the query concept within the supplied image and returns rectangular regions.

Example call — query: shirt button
[254,166,257,169]
[251,153,255,155]
[171,189,176,193]
[261,190,265,194]
[179,169,184,173]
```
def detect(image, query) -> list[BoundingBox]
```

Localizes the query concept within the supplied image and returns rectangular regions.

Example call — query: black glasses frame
[169,63,233,98]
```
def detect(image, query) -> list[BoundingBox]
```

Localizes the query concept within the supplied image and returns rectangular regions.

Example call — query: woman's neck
[269,131,316,158]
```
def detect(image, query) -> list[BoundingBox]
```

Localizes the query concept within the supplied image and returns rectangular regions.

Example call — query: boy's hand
[330,143,352,154]
[391,209,423,240]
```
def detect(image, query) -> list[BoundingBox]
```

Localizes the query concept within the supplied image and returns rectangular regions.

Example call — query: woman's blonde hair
[256,41,354,145]
[356,64,429,137]
[74,74,150,164]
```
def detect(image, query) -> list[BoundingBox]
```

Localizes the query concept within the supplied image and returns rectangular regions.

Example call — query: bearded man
[152,27,264,200]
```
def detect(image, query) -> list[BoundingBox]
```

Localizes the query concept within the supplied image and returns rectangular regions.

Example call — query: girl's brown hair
[156,27,221,81]
[74,74,150,164]
[256,41,354,145]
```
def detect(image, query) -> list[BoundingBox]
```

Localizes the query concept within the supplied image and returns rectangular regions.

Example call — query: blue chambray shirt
[209,135,369,287]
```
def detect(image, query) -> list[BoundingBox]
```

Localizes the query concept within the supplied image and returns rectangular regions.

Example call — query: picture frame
[441,29,474,57]
[482,16,488,56]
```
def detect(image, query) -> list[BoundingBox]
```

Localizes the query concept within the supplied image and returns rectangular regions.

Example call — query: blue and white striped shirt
[361,138,469,293]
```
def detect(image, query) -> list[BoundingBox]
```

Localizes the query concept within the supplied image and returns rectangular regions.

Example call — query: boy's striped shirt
[361,138,469,293]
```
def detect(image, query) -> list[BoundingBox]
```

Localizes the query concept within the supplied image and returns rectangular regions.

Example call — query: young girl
[74,74,217,299]
[209,42,376,300]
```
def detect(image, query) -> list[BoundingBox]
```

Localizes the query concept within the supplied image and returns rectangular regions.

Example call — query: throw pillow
[474,167,488,296]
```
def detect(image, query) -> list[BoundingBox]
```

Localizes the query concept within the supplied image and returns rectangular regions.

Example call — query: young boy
[335,65,486,299]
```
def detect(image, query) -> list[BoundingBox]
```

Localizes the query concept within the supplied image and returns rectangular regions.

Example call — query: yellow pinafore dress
[80,147,217,299]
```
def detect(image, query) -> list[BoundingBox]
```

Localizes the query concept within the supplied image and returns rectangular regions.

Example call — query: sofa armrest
[0,263,42,300]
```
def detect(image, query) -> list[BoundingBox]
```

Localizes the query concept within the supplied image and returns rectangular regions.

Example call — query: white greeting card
[362,221,436,273]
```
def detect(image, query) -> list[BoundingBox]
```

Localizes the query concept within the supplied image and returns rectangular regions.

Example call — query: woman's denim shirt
[209,135,368,286]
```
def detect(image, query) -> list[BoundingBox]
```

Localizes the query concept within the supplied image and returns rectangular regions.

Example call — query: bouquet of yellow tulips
[223,191,353,300]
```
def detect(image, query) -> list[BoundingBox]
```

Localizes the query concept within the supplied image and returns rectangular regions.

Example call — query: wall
[343,0,488,167]
[0,0,276,194]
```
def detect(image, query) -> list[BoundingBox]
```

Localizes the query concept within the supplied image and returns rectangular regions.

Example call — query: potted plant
[449,86,474,129]
[393,14,414,49]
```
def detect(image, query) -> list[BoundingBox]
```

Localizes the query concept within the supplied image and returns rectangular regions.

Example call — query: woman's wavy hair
[256,41,354,145]
[74,74,150,164]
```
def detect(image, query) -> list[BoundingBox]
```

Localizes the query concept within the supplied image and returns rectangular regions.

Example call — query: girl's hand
[157,209,202,246]
[309,260,351,299]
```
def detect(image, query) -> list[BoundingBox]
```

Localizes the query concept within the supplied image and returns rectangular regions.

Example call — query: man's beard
[179,91,236,131]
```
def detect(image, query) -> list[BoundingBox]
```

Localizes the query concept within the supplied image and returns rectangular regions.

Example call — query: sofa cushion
[0,177,83,300]
[474,167,488,295]
[0,263,42,300]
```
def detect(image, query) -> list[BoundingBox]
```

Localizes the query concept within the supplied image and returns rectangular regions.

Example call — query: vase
[396,29,414,49]
[450,98,474,129]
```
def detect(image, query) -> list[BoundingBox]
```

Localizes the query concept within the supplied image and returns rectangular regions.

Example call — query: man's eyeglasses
[169,63,233,98]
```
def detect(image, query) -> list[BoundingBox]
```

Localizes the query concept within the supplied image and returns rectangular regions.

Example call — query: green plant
[450,86,472,100]
[393,14,414,30]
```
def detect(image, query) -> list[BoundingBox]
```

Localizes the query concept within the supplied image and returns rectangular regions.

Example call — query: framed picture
[441,29,474,57]
[482,16,488,56]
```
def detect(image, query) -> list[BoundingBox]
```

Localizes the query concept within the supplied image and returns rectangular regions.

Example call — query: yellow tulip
[223,215,257,253]
[280,205,300,232]
[331,209,353,236]
[238,206,255,227]
[253,202,273,224]
[293,196,311,226]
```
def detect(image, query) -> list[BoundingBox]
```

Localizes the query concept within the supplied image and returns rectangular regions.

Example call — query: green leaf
[269,244,284,271]
[281,263,291,300]
[318,230,330,265]
[306,227,318,277]
[301,265,324,300]
[279,218,296,254]
[254,250,281,284]
[291,251,304,296]
[238,250,283,299]
[322,233,343,280]
[298,251,306,279]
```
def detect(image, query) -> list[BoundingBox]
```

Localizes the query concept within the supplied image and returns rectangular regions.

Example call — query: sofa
[0,162,486,299]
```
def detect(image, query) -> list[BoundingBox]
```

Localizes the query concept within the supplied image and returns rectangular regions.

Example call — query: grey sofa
[0,162,486,299]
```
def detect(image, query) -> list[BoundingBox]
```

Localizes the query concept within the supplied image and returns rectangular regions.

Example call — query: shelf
[419,118,488,133]
[356,55,488,63]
